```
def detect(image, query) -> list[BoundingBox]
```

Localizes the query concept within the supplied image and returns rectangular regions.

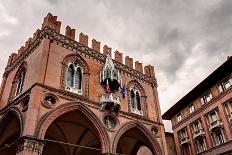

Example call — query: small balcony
[65,86,82,95]
[100,93,120,113]
[131,108,143,116]
[209,120,223,130]
[180,137,189,145]
[193,129,204,139]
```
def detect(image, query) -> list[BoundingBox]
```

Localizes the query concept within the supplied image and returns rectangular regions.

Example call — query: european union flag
[120,85,126,98]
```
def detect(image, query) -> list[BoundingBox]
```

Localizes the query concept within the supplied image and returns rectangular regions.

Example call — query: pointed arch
[0,107,23,136]
[112,121,163,155]
[127,80,147,116]
[60,53,89,97]
[35,102,110,153]
[9,62,27,101]
[0,107,23,155]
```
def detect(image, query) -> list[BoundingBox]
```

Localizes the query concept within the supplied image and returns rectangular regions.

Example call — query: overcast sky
[0,0,231,132]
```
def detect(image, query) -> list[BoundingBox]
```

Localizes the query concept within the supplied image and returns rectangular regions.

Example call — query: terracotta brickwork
[0,13,168,155]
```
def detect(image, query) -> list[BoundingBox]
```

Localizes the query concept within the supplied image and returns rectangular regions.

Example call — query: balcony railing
[209,120,223,130]
[65,86,82,95]
[131,108,143,116]
[180,137,189,145]
[100,93,120,112]
[193,129,204,139]
[100,93,120,105]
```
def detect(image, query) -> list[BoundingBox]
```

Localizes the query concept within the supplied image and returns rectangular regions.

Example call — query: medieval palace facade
[0,13,168,155]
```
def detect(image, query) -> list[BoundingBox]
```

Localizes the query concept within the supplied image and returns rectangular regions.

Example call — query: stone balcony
[180,137,189,145]
[193,129,205,139]
[100,93,120,112]
[209,120,223,131]
[65,86,82,95]
[131,108,143,116]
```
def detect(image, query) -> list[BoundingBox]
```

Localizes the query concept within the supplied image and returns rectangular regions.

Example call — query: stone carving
[17,138,44,155]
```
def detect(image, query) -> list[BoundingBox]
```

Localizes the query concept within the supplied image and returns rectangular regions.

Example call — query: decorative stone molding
[41,93,59,109]
[127,80,148,117]
[17,137,44,155]
[8,62,28,103]
[60,53,90,98]
[102,112,120,131]
[35,101,110,153]
[4,27,157,86]
[112,121,163,155]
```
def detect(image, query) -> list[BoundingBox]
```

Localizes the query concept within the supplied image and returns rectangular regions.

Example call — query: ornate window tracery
[60,54,89,97]
[129,86,143,115]
[66,62,83,94]
[9,63,27,101]
[127,80,147,116]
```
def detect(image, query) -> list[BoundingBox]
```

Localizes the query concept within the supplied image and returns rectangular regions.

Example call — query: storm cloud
[0,0,231,131]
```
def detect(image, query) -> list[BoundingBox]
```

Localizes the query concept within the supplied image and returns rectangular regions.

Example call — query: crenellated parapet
[5,13,156,84]
[41,13,61,33]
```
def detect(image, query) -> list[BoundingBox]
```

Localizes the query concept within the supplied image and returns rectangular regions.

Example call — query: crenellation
[32,29,41,42]
[25,38,32,49]
[7,53,17,66]
[114,50,123,63]
[18,46,25,56]
[65,26,75,40]
[92,39,100,52]
[135,61,143,73]
[144,65,155,77]
[0,13,167,155]
[144,66,150,77]
[103,45,112,56]
[149,65,155,77]
[41,13,61,33]
[125,56,133,68]
[79,32,88,46]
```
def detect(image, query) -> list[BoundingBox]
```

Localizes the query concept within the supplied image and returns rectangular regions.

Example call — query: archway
[0,111,22,155]
[38,103,110,155]
[113,121,162,155]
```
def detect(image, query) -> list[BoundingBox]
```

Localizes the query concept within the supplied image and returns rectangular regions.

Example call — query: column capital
[17,136,44,155]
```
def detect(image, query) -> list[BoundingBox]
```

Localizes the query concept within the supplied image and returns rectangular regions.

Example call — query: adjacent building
[0,13,168,155]
[162,57,232,155]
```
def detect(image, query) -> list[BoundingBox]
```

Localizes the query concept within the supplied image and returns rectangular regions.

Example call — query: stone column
[218,104,232,140]
[187,125,197,155]
[200,115,213,148]
[173,131,181,155]
[17,137,44,155]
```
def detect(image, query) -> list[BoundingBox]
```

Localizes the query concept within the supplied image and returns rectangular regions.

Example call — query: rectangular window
[177,113,182,122]
[224,100,232,117]
[193,121,201,133]
[200,91,213,105]
[189,104,195,114]
[219,78,232,93]
[209,111,218,123]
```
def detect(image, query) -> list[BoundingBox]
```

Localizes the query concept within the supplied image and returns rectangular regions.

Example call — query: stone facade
[163,57,232,155]
[0,13,168,155]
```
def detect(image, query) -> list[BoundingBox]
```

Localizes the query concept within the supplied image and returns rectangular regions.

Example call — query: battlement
[7,13,155,78]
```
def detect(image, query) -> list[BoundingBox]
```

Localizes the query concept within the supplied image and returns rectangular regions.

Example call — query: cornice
[0,82,162,126]
[5,27,157,86]
[172,87,232,130]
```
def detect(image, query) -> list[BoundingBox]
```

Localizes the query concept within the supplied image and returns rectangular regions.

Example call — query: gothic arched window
[66,62,83,95]
[136,92,141,111]
[130,87,143,115]
[75,67,82,89]
[67,64,75,87]
[15,71,25,96]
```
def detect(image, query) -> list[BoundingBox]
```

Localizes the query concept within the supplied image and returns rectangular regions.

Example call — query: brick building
[0,13,168,155]
[165,132,177,155]
[162,57,232,155]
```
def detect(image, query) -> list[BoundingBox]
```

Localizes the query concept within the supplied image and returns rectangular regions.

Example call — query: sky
[0,0,231,132]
